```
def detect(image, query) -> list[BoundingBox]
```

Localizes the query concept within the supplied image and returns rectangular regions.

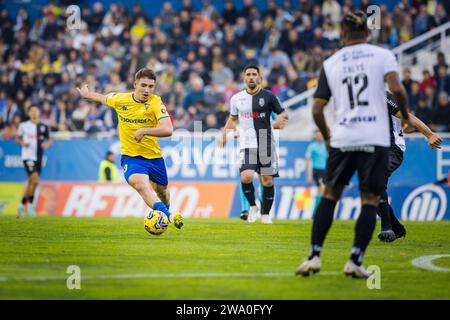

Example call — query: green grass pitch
[0,217,449,299]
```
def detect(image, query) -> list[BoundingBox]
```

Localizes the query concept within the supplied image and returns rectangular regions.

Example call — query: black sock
[28,195,34,204]
[377,190,392,230]
[351,204,377,266]
[261,185,274,215]
[389,204,404,233]
[309,198,337,259]
[241,182,256,206]
[22,197,28,205]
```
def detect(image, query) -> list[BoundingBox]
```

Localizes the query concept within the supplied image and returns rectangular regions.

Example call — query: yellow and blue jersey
[105,92,169,159]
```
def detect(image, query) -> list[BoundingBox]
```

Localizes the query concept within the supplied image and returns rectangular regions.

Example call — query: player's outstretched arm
[398,112,442,149]
[76,84,107,105]
[218,115,238,147]
[134,117,173,142]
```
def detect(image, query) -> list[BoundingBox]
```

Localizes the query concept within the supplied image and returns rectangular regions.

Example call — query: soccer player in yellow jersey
[76,68,183,229]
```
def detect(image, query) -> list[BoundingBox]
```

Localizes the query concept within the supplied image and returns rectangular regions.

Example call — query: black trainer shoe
[394,226,407,239]
[378,229,396,242]
[240,211,249,221]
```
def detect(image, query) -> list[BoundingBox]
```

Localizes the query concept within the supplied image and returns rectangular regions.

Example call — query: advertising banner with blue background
[1,137,449,220]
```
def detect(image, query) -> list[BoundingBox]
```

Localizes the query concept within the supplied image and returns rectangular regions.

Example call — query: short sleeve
[305,144,312,159]
[271,93,284,115]
[44,125,50,140]
[383,50,399,76]
[230,96,238,116]
[105,92,119,108]
[155,99,170,121]
[386,91,400,116]
[17,123,24,137]
[313,68,332,102]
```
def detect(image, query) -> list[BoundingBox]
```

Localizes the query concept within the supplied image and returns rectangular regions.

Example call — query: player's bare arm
[273,111,289,129]
[218,114,238,147]
[385,72,413,128]
[395,111,442,149]
[76,84,107,105]
[305,158,313,186]
[312,99,330,150]
[134,117,173,142]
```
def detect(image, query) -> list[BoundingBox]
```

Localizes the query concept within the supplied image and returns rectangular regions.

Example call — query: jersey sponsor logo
[259,98,265,107]
[401,184,447,221]
[338,115,376,125]
[343,50,374,62]
[240,111,264,119]
[118,115,149,124]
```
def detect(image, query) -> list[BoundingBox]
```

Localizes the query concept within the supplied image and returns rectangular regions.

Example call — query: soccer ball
[144,210,169,235]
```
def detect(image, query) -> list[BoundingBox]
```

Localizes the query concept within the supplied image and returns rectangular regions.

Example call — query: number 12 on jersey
[342,73,369,109]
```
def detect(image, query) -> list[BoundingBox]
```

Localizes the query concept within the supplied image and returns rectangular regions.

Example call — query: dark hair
[342,11,368,40]
[135,68,156,81]
[243,64,260,74]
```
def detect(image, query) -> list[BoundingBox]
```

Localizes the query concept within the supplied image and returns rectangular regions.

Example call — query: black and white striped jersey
[314,43,399,148]
[386,91,406,152]
[230,88,284,150]
[17,120,50,161]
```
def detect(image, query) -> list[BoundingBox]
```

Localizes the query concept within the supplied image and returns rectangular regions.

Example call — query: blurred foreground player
[16,105,53,217]
[295,11,413,278]
[77,68,183,229]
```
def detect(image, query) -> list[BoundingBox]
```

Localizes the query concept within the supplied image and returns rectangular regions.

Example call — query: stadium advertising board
[0,138,444,186]
[1,138,449,219]
[2,181,448,221]
[32,182,234,218]
[254,184,450,221]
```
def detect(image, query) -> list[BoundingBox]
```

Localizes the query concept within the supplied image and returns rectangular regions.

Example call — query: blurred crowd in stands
[1,0,450,138]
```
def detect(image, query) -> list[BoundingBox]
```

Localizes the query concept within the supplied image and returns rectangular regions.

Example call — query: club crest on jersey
[40,126,45,133]
[259,98,265,107]
[121,106,128,111]
[144,104,150,111]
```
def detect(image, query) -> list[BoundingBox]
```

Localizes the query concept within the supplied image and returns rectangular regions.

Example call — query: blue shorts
[121,155,168,186]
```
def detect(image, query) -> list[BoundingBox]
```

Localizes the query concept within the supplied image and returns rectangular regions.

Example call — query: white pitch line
[0,270,425,283]
[411,255,450,272]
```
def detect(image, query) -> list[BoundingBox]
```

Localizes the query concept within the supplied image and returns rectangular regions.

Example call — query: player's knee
[261,177,274,187]
[131,181,148,194]
[361,193,380,206]
[323,186,342,201]
[241,175,253,184]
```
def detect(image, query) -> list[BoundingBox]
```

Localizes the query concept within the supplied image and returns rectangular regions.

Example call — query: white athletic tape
[411,254,450,272]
